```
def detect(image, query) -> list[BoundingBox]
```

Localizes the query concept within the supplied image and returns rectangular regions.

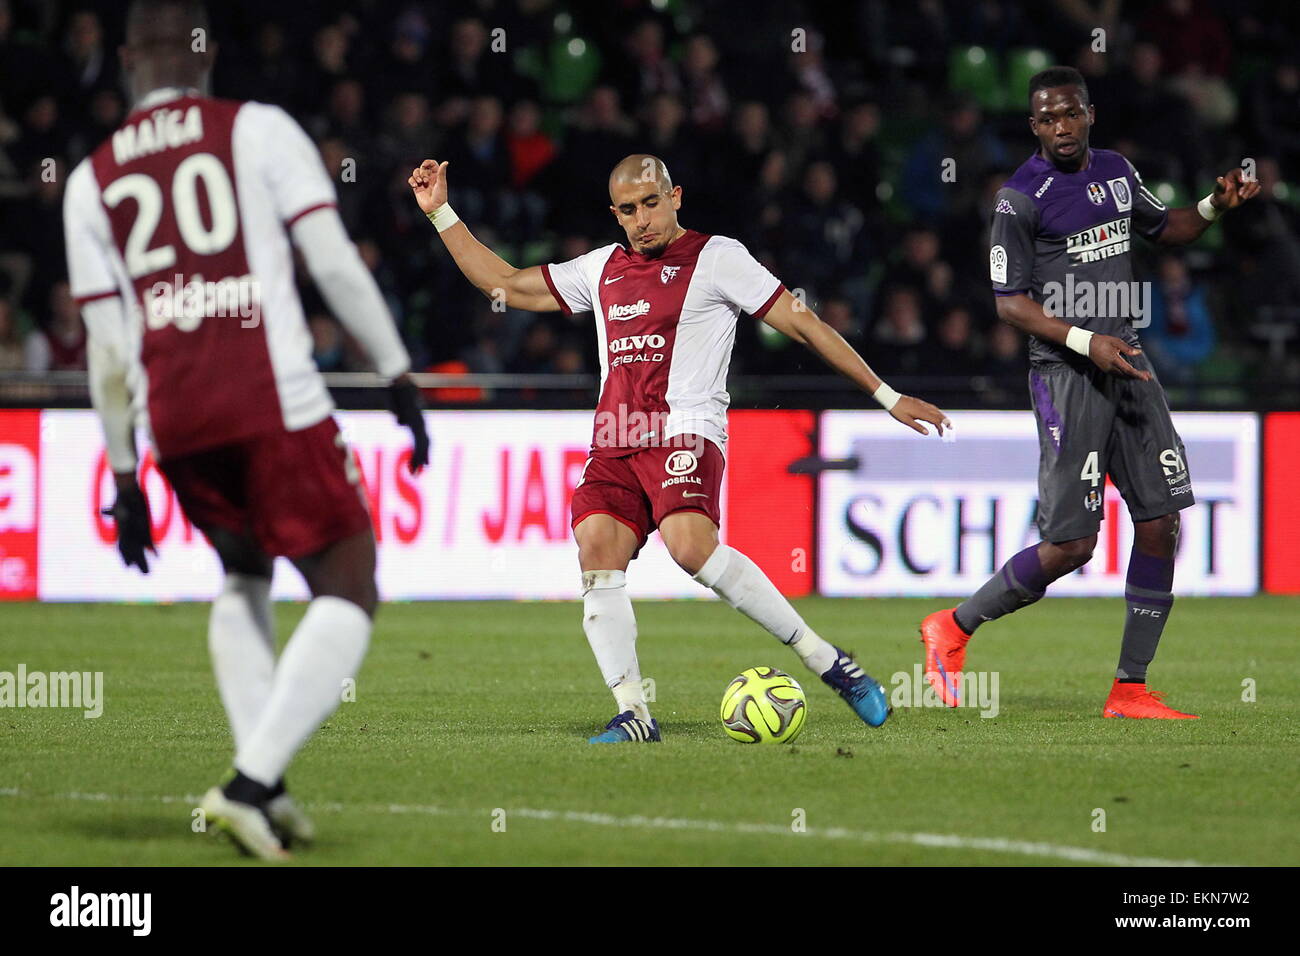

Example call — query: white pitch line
[0,787,1228,867]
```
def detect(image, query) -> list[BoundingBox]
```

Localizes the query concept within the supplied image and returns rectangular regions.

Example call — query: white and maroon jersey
[541,230,784,456]
[63,88,339,461]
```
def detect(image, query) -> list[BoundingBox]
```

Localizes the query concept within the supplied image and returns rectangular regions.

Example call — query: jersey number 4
[101,153,238,279]
[1080,450,1102,487]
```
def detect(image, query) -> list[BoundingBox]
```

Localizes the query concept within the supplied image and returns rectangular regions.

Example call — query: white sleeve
[63,160,138,471]
[290,206,410,379]
[708,237,785,317]
[62,160,122,307]
[83,297,138,473]
[540,243,619,316]
[244,103,339,226]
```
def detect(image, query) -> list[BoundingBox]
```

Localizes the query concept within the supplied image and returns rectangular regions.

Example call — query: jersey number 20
[101,153,238,279]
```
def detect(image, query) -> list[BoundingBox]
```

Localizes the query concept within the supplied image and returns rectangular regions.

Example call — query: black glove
[101,482,155,574]
[388,376,430,473]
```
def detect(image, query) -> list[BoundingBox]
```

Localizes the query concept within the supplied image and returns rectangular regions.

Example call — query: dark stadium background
[1,0,1298,412]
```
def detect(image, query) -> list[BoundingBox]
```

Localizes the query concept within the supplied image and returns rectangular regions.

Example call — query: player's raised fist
[890,395,953,437]
[408,159,449,214]
[1088,333,1152,381]
[1211,166,1262,211]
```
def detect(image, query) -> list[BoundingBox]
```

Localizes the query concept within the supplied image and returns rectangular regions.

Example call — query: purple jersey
[989,148,1169,367]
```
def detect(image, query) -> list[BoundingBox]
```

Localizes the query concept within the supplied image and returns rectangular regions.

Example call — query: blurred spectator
[784,28,836,120]
[505,100,556,189]
[902,94,1007,229]
[930,305,981,378]
[982,321,1029,397]
[779,161,867,302]
[1142,254,1215,385]
[681,34,730,132]
[611,18,681,108]
[25,281,84,371]
[1247,59,1300,179]
[441,96,511,229]
[1139,0,1236,128]
[872,285,928,376]
[219,21,300,109]
[378,91,437,174]
[309,314,345,372]
[826,98,883,217]
[309,78,368,144]
[60,10,115,108]
[1101,43,1208,192]
[0,297,23,370]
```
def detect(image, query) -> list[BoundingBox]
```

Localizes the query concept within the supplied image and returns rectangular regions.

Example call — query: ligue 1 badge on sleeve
[660,265,680,284]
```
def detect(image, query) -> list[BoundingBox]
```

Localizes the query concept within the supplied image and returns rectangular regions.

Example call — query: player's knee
[1054,535,1098,572]
[667,538,714,576]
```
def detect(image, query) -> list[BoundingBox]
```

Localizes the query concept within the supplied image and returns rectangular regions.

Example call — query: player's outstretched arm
[761,290,951,436]
[409,160,561,312]
[995,292,1151,381]
[1156,167,1261,246]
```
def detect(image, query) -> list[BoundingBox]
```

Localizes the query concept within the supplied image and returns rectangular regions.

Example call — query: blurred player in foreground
[410,153,951,742]
[919,66,1258,718]
[63,0,429,857]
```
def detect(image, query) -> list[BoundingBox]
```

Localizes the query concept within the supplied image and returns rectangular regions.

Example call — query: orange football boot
[919,608,970,707]
[1102,680,1199,719]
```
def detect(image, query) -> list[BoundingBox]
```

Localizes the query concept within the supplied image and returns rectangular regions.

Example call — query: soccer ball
[720,667,807,744]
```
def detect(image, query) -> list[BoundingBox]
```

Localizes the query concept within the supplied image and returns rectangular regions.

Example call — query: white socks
[235,596,371,787]
[694,545,838,675]
[582,570,650,722]
[208,574,276,751]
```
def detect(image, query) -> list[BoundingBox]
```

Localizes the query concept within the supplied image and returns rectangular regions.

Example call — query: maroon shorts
[159,416,371,559]
[571,436,723,553]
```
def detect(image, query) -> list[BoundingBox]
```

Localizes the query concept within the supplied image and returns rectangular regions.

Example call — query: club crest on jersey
[1086,182,1107,205]
[1108,177,1132,212]
[665,450,698,476]
[1084,489,1102,512]
[608,299,651,322]
[660,265,680,284]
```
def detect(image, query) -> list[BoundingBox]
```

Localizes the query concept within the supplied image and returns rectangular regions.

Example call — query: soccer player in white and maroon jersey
[62,0,429,858]
[410,153,952,742]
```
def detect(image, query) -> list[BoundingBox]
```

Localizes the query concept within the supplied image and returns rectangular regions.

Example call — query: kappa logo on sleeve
[994,198,1017,215]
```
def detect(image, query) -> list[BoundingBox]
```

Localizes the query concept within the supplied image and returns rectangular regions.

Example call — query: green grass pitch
[2,596,1297,866]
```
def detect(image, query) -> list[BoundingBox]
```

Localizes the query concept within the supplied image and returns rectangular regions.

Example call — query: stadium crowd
[1,0,1298,404]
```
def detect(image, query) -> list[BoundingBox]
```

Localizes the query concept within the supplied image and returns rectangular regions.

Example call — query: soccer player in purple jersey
[920,67,1258,718]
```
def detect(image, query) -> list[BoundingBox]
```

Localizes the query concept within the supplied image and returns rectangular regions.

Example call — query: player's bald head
[608,155,674,200]
[122,0,213,100]
[126,0,209,46]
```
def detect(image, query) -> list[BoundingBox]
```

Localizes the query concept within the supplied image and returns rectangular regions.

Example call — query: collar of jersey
[132,86,201,113]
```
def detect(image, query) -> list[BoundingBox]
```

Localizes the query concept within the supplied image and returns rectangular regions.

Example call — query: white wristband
[427,204,460,232]
[1196,195,1220,222]
[873,382,902,411]
[1065,325,1095,357]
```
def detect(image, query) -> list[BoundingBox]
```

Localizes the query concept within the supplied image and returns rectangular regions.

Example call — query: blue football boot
[820,647,891,728]
[588,710,662,743]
